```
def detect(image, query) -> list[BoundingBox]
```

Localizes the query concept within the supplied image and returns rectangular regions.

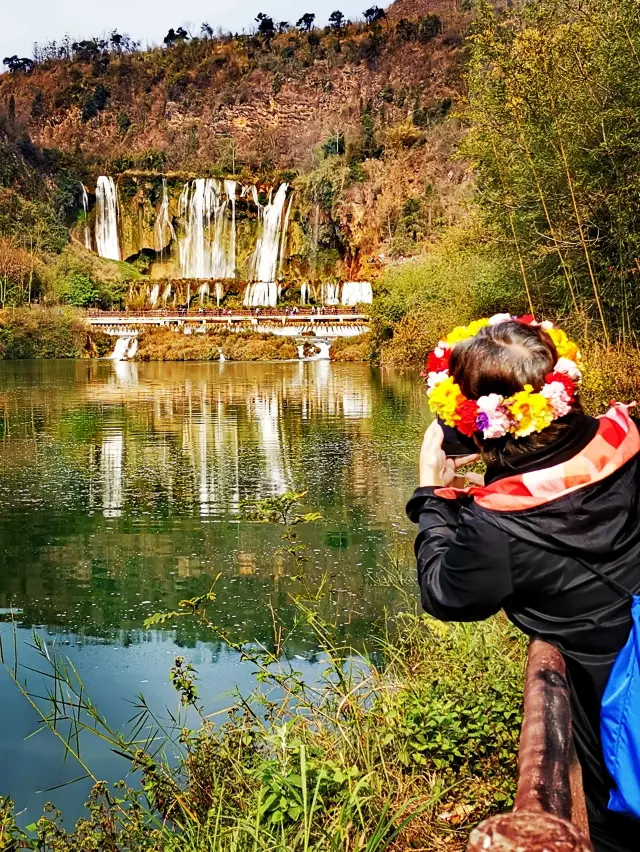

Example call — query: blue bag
[601,596,640,819]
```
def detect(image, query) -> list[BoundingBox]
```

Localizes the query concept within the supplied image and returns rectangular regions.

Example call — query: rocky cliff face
[0,1,473,288]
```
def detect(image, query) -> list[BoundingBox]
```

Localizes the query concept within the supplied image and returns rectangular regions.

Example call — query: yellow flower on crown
[446,318,490,346]
[546,327,579,362]
[507,385,554,438]
[427,375,464,427]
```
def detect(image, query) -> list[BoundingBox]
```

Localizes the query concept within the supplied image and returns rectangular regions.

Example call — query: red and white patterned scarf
[434,405,640,512]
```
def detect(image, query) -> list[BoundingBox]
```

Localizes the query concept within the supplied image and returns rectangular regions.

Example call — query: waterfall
[149,284,160,308]
[109,336,134,361]
[179,179,236,279]
[224,179,236,278]
[278,195,293,278]
[95,176,121,260]
[250,183,289,284]
[216,282,224,306]
[321,283,340,306]
[301,282,309,305]
[80,183,92,250]
[154,178,176,257]
[199,282,209,305]
[127,338,138,358]
[244,282,280,308]
[162,283,172,304]
[341,281,373,306]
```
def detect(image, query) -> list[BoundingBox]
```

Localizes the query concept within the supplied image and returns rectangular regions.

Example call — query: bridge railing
[466,639,593,852]
[85,307,365,318]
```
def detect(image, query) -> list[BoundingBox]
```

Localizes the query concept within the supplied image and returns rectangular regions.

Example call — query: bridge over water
[87,308,370,339]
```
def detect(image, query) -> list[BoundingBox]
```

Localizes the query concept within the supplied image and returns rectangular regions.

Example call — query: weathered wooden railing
[467,640,594,851]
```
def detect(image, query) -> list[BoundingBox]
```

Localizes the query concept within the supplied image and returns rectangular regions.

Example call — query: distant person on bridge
[408,316,640,851]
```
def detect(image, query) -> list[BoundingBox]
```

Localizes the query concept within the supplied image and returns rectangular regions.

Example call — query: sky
[1,0,371,64]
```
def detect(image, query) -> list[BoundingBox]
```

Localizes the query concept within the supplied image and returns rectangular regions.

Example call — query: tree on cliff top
[256,13,276,41]
[364,6,386,25]
[296,13,316,31]
[329,11,346,29]
[163,27,189,47]
[3,56,34,74]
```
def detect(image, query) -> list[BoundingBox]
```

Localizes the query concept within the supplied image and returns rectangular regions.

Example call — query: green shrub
[372,229,526,368]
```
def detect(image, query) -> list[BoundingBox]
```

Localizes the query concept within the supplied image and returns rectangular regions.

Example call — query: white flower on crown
[427,371,449,390]
[540,320,554,331]
[488,313,513,326]
[541,381,573,418]
[554,357,582,384]
[476,393,511,439]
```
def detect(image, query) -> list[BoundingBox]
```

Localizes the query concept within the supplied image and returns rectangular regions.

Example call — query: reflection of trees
[0,361,421,650]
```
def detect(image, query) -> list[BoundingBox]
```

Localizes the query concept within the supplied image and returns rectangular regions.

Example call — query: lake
[0,359,425,825]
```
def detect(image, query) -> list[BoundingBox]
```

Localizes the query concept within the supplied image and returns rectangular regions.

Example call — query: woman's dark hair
[449,320,583,466]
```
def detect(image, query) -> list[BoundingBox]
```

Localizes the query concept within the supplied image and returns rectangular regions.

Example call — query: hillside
[0,1,473,305]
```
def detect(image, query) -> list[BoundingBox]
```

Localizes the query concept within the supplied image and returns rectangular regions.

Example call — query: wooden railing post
[467,639,594,851]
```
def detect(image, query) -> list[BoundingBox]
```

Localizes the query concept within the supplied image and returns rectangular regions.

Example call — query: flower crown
[423,314,582,440]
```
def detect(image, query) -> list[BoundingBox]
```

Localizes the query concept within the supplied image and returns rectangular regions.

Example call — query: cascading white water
[341,281,373,306]
[154,178,176,257]
[199,282,209,305]
[162,283,172,304]
[278,195,293,278]
[244,282,280,308]
[179,179,236,279]
[321,283,340,305]
[149,284,160,308]
[80,183,92,250]
[250,183,289,284]
[301,282,309,304]
[95,176,121,260]
[109,336,133,361]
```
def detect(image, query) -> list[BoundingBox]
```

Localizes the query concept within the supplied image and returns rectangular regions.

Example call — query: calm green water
[0,359,425,823]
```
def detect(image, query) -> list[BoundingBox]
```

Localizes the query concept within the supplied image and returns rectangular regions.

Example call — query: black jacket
[406,412,640,852]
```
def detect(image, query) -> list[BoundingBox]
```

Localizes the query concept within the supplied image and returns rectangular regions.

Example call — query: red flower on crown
[517,314,536,326]
[421,348,451,378]
[456,399,480,437]
[546,372,576,401]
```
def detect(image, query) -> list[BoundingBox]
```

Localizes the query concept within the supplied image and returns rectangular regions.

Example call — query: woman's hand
[419,421,482,488]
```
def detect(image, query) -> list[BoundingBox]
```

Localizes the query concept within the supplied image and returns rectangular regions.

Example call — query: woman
[406,316,640,851]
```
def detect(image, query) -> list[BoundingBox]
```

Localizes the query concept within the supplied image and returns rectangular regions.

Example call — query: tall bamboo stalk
[491,140,534,314]
[517,128,581,315]
[557,138,610,344]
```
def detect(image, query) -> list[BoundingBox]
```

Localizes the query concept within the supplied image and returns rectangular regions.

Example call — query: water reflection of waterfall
[253,394,290,494]
[179,179,236,279]
[101,432,124,518]
[95,176,121,260]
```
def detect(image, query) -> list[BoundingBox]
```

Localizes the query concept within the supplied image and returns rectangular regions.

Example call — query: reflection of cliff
[0,361,424,646]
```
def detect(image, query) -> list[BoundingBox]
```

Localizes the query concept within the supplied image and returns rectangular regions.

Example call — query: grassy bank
[135,328,372,363]
[0,307,111,359]
[0,607,525,852]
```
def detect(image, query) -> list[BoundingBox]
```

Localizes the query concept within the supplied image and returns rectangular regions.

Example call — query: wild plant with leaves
[1,492,525,851]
